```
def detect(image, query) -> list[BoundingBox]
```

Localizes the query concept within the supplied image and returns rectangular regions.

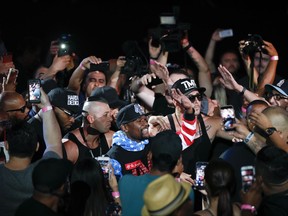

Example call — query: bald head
[0,91,26,111]
[263,106,288,132]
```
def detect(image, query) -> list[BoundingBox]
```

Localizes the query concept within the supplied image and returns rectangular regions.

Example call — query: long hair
[71,158,112,216]
[204,158,236,216]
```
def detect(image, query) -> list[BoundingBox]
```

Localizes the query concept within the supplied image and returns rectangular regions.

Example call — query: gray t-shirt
[0,151,60,216]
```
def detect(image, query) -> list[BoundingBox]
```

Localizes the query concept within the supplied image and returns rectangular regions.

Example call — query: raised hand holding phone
[28,79,41,104]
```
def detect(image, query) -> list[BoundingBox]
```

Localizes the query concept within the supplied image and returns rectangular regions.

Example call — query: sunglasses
[272,94,288,100]
[6,105,26,113]
[188,94,203,103]
[265,93,288,101]
[57,107,78,118]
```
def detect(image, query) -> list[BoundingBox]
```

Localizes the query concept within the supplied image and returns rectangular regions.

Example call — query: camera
[120,56,149,78]
[239,34,266,56]
[57,34,73,57]
[149,13,190,53]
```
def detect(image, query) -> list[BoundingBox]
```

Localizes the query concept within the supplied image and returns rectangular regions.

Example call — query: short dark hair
[6,121,38,158]
[256,145,288,185]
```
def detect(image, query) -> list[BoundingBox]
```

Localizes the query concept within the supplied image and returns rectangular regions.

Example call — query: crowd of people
[0,25,287,216]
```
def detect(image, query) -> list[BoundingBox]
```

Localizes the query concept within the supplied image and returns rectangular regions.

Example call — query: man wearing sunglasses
[28,87,80,162]
[265,79,288,111]
[148,78,235,176]
[0,91,30,124]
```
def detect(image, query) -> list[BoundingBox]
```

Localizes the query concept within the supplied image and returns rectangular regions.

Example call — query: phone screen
[241,165,255,192]
[220,105,236,131]
[96,156,111,179]
[194,162,208,190]
[28,79,41,104]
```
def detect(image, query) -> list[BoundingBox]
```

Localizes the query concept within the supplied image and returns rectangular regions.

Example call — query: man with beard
[0,91,30,123]
[62,96,113,164]
[107,103,151,179]
[28,87,80,162]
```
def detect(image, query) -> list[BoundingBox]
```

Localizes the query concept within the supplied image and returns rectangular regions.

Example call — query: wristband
[241,204,257,214]
[42,106,53,113]
[80,63,86,70]
[244,132,254,144]
[239,86,247,96]
[270,55,279,61]
[112,191,120,198]
[183,44,192,52]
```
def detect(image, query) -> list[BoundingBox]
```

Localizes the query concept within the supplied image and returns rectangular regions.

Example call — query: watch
[265,127,277,136]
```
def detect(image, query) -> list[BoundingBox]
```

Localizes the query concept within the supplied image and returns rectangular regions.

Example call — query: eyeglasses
[6,105,26,113]
[188,94,203,103]
[266,93,288,101]
[273,94,288,100]
[57,107,78,118]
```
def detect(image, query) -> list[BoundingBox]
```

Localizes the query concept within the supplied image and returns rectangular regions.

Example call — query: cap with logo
[171,78,206,95]
[265,79,288,97]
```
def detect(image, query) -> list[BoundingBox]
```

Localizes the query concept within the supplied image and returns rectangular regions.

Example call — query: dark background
[1,0,288,77]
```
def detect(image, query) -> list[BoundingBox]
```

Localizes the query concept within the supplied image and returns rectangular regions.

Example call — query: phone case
[6,68,19,84]
[241,165,255,192]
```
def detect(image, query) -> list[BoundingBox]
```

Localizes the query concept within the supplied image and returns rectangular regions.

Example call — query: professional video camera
[239,34,266,56]
[120,41,149,78]
[148,13,190,53]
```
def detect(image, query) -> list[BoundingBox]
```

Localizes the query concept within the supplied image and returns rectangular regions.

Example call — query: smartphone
[219,29,233,38]
[220,105,236,131]
[241,165,255,192]
[6,68,19,84]
[28,79,41,104]
[2,53,13,63]
[90,62,110,72]
[96,156,111,179]
[194,161,208,190]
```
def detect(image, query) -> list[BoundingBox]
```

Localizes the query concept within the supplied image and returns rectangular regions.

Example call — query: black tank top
[168,114,212,178]
[64,128,110,164]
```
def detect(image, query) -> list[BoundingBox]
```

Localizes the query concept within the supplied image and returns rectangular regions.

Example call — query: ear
[86,114,94,124]
[120,124,128,132]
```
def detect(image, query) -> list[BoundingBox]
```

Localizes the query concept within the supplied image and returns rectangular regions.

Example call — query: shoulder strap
[167,114,176,132]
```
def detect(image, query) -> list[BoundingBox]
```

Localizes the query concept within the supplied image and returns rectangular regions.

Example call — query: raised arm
[218,64,262,103]
[181,34,212,98]
[255,40,278,97]
[37,88,62,157]
[204,28,223,73]
[67,56,102,94]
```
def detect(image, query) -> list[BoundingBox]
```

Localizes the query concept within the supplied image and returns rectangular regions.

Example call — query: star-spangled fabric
[112,130,149,151]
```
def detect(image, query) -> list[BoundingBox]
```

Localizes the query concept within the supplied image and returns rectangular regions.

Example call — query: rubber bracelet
[241,204,257,214]
[183,44,192,52]
[42,106,53,113]
[112,191,120,198]
[244,132,254,144]
[80,63,86,70]
[239,86,247,96]
[270,55,279,61]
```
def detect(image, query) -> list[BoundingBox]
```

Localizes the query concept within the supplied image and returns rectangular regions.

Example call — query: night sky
[1,0,288,76]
